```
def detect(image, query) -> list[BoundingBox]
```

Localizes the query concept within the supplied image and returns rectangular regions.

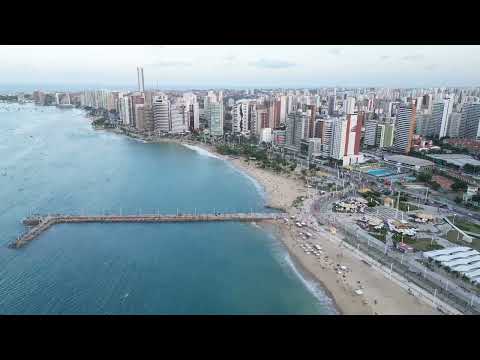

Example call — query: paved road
[311,193,480,314]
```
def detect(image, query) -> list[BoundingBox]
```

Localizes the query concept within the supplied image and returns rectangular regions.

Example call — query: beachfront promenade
[11,212,287,249]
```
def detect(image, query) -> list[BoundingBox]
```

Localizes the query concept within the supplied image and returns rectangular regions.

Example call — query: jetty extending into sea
[10,212,287,249]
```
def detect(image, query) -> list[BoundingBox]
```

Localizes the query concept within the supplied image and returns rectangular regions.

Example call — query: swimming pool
[367,168,394,177]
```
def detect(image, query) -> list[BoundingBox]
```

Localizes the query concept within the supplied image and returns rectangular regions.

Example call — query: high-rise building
[153,95,170,133]
[272,129,286,146]
[447,112,462,138]
[383,123,395,148]
[183,92,199,131]
[143,106,154,132]
[268,98,281,129]
[416,96,423,111]
[135,104,146,131]
[260,128,273,143]
[430,98,453,138]
[118,94,131,126]
[416,111,432,137]
[232,100,251,134]
[460,103,480,139]
[375,124,385,148]
[287,94,294,115]
[364,120,378,146]
[344,96,355,115]
[393,101,417,154]
[302,104,317,138]
[128,93,145,127]
[328,95,336,116]
[286,111,308,151]
[422,93,433,113]
[317,119,334,158]
[249,102,257,135]
[208,101,224,136]
[313,119,323,138]
[255,105,269,135]
[169,103,188,134]
[137,67,145,93]
[280,95,287,124]
[330,114,363,165]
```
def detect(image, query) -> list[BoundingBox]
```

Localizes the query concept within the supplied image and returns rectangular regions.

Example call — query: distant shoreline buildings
[22,68,480,167]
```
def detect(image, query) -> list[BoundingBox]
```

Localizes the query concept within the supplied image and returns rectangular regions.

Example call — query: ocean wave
[181,144,222,159]
[181,143,266,200]
[225,162,266,199]
[283,252,339,314]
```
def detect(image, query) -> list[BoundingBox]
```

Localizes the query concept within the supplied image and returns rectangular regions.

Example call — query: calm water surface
[0,102,336,314]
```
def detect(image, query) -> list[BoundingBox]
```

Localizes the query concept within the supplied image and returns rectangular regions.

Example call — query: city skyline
[1,45,480,89]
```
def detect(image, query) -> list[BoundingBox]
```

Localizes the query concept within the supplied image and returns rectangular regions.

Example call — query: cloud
[329,48,342,56]
[401,54,425,61]
[424,64,438,71]
[148,60,192,67]
[379,55,390,60]
[249,58,297,69]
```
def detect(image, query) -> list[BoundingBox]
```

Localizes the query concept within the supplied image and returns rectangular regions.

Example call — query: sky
[0,45,479,90]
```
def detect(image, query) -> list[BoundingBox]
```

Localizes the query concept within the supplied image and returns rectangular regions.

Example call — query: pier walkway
[10,212,287,249]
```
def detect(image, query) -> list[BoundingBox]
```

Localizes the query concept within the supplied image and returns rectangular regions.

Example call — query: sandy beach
[153,137,442,314]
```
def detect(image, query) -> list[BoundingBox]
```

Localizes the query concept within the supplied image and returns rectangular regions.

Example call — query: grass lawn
[447,217,480,234]
[394,201,422,212]
[446,229,480,251]
[369,232,386,242]
[412,238,444,252]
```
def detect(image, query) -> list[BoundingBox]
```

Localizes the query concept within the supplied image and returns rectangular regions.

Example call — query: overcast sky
[0,45,479,89]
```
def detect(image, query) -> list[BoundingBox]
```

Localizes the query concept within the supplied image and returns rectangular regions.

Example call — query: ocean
[0,102,336,314]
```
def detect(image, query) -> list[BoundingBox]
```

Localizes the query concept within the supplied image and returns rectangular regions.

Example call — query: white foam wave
[283,253,339,314]
[181,143,265,199]
[181,144,221,159]
[225,161,266,198]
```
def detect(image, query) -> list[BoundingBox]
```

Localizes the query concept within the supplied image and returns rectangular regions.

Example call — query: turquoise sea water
[0,102,336,314]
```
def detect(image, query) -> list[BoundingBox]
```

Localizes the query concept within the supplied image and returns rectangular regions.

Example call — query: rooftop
[423,246,480,284]
[427,154,480,168]
[384,154,434,168]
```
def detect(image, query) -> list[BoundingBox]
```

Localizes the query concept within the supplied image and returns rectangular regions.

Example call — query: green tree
[463,164,479,174]
[451,180,468,192]
[417,171,433,183]
[429,181,441,191]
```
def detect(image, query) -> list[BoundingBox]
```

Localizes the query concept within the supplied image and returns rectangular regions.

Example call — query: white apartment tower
[364,120,378,146]
[153,95,170,133]
[232,100,250,134]
[393,101,417,154]
[430,97,453,138]
[345,96,356,115]
[137,67,145,93]
[447,112,462,138]
[280,95,287,124]
[460,103,480,139]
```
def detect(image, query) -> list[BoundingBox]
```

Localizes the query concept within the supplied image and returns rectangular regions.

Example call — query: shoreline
[171,138,442,315]
[101,130,442,314]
